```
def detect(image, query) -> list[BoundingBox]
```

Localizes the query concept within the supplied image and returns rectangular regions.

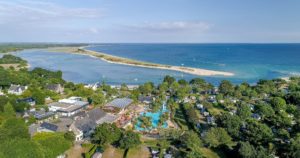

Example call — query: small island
[47,47,235,77]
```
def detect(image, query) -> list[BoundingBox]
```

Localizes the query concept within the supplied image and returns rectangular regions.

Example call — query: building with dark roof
[87,108,107,123]
[138,96,154,104]
[38,122,58,132]
[53,118,74,132]
[17,97,36,106]
[46,84,64,94]
[105,98,133,110]
[35,118,74,135]
[33,110,55,121]
[207,116,215,125]
[252,113,262,120]
[74,117,96,137]
[73,108,117,138]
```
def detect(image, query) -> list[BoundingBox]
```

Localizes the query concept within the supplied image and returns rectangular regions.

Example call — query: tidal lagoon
[14,43,300,85]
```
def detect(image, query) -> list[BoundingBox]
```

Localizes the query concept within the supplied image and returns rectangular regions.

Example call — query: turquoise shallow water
[14,50,200,84]
[12,43,300,85]
[87,44,300,83]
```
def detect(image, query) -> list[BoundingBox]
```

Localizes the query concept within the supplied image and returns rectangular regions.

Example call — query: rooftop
[60,102,88,113]
[105,98,133,109]
[49,102,72,108]
[40,122,58,131]
[49,100,89,113]
[17,97,35,103]
[74,108,117,134]
[34,111,55,120]
[138,96,153,103]
[87,108,107,123]
[46,84,62,91]
[8,85,27,91]
[53,118,74,132]
[96,114,118,124]
[75,117,95,134]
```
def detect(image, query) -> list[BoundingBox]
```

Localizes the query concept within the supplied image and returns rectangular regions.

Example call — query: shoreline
[46,47,235,77]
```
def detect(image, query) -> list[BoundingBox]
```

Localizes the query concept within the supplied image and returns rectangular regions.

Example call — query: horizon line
[1,42,300,44]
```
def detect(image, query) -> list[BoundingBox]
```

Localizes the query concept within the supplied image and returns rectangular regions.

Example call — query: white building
[8,85,27,95]
[48,97,89,117]
[110,85,138,90]
[69,123,83,141]
[84,82,100,91]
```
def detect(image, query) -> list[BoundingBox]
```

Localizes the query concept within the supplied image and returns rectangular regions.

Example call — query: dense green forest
[0,103,73,158]
[0,63,73,157]
[0,55,300,158]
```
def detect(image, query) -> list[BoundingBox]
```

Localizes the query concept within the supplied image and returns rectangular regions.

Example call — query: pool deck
[135,102,169,131]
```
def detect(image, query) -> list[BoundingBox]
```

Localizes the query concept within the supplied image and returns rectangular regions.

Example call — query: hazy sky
[0,0,299,43]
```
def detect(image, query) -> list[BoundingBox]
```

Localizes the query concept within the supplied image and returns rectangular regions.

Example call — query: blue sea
[13,44,300,85]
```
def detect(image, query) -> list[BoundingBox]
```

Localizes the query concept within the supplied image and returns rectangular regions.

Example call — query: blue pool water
[135,103,168,131]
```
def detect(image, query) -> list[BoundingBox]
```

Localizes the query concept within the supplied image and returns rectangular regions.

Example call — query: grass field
[101,144,151,158]
[102,145,124,158]
[127,145,151,158]
[65,143,90,158]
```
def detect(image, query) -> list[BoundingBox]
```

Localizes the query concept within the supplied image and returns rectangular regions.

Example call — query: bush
[84,145,97,158]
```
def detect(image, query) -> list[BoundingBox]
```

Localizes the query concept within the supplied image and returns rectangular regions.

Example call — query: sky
[0,0,299,43]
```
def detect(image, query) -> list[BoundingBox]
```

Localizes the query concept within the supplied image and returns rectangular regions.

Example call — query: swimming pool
[135,102,168,131]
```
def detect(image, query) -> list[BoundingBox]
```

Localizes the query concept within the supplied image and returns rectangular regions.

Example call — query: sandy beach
[46,47,235,77]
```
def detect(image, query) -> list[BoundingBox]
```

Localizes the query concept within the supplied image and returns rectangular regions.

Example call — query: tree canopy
[204,127,235,149]
[118,131,141,149]
[92,123,122,146]
[33,132,72,158]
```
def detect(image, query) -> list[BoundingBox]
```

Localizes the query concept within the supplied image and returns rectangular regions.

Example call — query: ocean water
[13,50,199,85]
[12,43,300,85]
[87,44,300,84]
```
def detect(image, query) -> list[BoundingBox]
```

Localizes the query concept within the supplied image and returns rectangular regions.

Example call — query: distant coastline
[46,47,235,77]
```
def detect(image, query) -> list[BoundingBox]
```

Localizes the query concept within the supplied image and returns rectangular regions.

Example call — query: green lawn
[101,144,151,158]
[102,145,124,158]
[127,145,151,158]
[65,143,88,158]
[143,139,159,148]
